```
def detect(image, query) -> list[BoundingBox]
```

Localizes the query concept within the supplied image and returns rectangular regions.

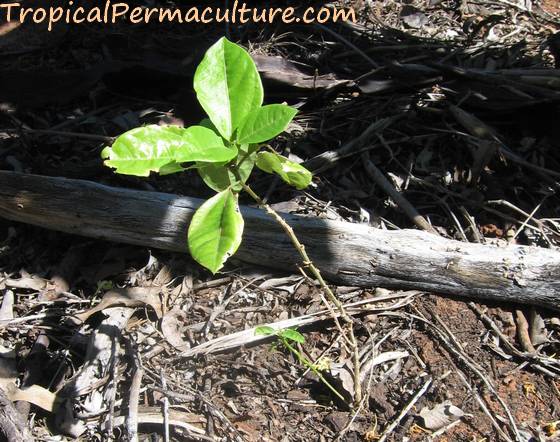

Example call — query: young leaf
[102,125,236,176]
[254,326,276,336]
[102,125,188,177]
[279,328,305,344]
[256,151,312,190]
[236,104,298,145]
[194,37,263,140]
[187,189,244,274]
[177,125,237,162]
[197,144,257,192]
[158,161,186,175]
[199,118,219,132]
[196,163,234,192]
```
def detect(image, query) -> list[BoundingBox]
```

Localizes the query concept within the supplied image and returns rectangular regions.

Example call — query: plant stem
[238,181,344,315]
[235,174,362,405]
[282,338,347,404]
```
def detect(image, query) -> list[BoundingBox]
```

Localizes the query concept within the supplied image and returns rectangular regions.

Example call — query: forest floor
[1,0,560,441]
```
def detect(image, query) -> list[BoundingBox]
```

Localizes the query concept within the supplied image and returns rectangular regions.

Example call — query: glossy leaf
[187,189,244,274]
[194,37,263,140]
[256,151,312,190]
[175,125,237,163]
[197,144,257,192]
[237,104,297,144]
[102,125,186,177]
[102,125,236,177]
[279,328,305,344]
[196,163,232,192]
[254,326,276,336]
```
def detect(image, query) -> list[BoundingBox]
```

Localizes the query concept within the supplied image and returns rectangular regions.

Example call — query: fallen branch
[1,171,560,310]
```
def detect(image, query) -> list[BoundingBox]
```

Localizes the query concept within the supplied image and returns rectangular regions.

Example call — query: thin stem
[239,180,346,317]
[233,169,362,405]
[282,338,347,404]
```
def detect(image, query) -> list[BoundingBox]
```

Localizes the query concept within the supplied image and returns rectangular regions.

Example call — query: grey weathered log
[1,171,559,310]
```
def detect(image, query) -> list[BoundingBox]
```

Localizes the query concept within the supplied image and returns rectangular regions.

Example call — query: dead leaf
[0,344,17,389]
[471,140,498,183]
[329,359,355,401]
[161,308,190,351]
[330,351,409,401]
[449,105,497,140]
[253,54,349,90]
[0,344,58,412]
[129,252,159,286]
[360,351,409,384]
[112,407,206,435]
[6,383,59,412]
[418,401,464,431]
[74,287,162,323]
[0,290,14,320]
[358,79,400,94]
[258,276,304,294]
[529,308,548,346]
[0,20,21,37]
[5,272,47,291]
[325,411,349,432]
[401,6,429,29]
[153,264,173,286]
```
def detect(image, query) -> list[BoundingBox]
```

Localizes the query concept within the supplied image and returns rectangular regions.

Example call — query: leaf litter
[1,0,560,440]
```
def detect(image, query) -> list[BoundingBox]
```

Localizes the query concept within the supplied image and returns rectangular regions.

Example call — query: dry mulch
[1,0,560,440]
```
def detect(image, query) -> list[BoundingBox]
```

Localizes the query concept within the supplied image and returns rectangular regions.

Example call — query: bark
[1,171,559,310]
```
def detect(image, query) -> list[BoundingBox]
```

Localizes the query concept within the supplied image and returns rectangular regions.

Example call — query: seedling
[101,37,311,274]
[255,326,347,403]
[102,37,362,404]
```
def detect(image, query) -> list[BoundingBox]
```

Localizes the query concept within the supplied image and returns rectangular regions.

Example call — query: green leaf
[255,326,276,336]
[194,37,263,141]
[102,125,186,177]
[102,125,236,177]
[256,151,312,190]
[187,189,244,274]
[279,328,305,344]
[196,163,234,192]
[237,104,297,145]
[158,161,186,175]
[175,125,237,163]
[199,118,218,132]
[197,144,257,192]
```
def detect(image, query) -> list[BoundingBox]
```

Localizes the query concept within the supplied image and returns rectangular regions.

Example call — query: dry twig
[377,377,433,442]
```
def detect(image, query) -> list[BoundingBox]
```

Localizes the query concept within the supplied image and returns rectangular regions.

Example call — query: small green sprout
[101,37,312,274]
[94,280,113,296]
[255,326,347,403]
